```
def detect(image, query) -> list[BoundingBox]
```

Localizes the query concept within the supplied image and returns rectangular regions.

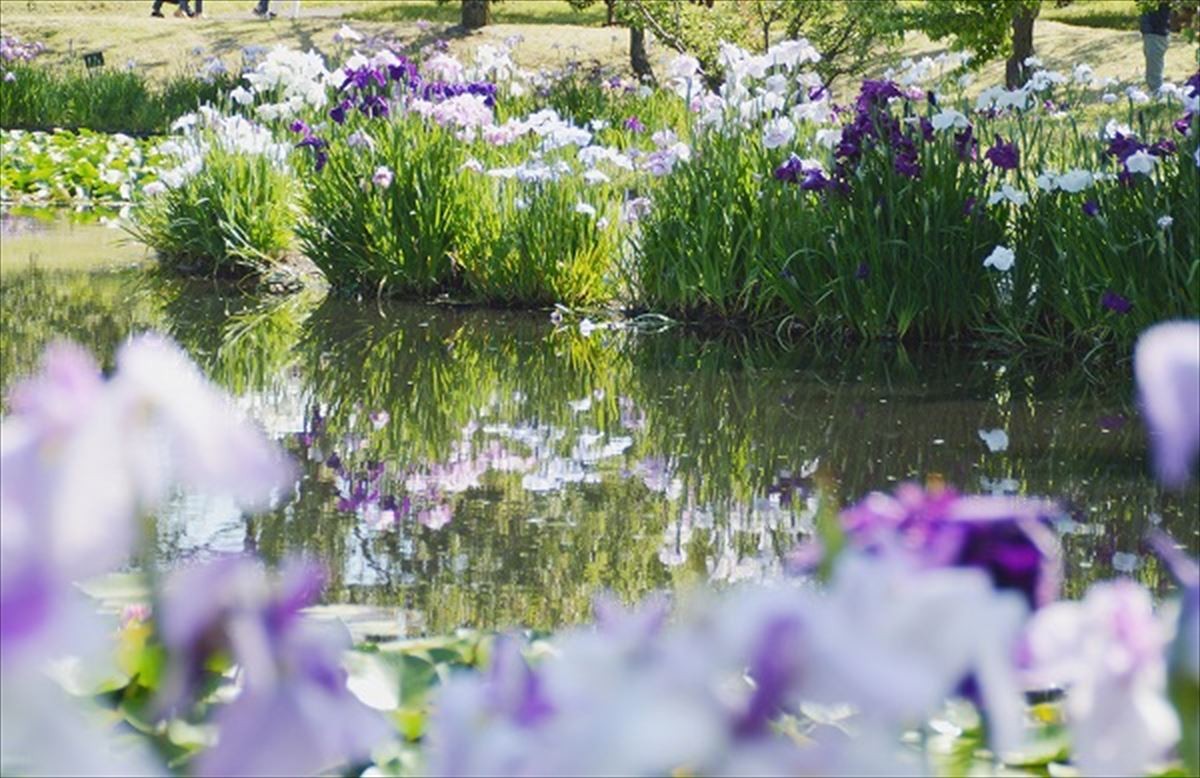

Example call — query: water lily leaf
[345,650,401,711]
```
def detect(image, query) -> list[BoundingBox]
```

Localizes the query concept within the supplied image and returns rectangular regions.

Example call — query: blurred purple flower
[1100,289,1132,315]
[359,94,389,119]
[800,167,830,191]
[1149,137,1177,157]
[954,124,977,161]
[1134,321,1200,489]
[1083,199,1100,217]
[855,262,871,280]
[855,79,903,112]
[984,135,1019,170]
[1176,113,1194,136]
[841,482,1062,607]
[159,557,391,776]
[894,152,921,178]
[329,99,350,125]
[624,115,646,133]
[919,116,934,141]
[1106,132,1144,163]
[773,154,804,183]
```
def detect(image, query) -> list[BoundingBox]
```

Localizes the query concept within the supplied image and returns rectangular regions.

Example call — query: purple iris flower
[984,135,1019,170]
[1176,113,1194,136]
[330,99,350,125]
[1100,289,1132,315]
[854,262,870,280]
[359,94,389,119]
[296,133,325,150]
[387,58,419,85]
[296,130,329,172]
[963,196,978,215]
[773,154,804,183]
[954,125,977,161]
[1106,132,1145,163]
[1082,200,1100,217]
[340,65,386,93]
[919,116,934,141]
[800,167,830,191]
[894,152,921,178]
[289,119,310,135]
[624,115,646,133]
[855,79,903,112]
[841,482,1063,608]
[1149,138,1178,157]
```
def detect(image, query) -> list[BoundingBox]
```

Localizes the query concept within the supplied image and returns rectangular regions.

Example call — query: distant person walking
[253,0,276,18]
[151,0,194,17]
[1141,1,1171,92]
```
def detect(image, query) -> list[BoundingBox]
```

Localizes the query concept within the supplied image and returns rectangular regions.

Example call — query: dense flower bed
[2,32,1196,339]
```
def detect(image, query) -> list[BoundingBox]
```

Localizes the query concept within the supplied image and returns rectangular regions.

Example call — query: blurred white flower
[987,185,1029,207]
[761,117,795,149]
[978,428,1009,453]
[983,245,1015,272]
[1126,150,1158,175]
[1025,581,1179,776]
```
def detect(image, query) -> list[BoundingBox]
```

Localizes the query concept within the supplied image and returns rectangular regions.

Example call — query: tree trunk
[606,0,616,26]
[461,0,490,29]
[630,26,652,80]
[1005,5,1037,89]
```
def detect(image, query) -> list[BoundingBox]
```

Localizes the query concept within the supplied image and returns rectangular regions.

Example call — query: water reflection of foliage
[3,263,1195,629]
[293,299,635,466]
[0,267,166,397]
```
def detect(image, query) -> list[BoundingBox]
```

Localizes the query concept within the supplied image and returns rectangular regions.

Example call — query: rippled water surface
[3,211,1196,635]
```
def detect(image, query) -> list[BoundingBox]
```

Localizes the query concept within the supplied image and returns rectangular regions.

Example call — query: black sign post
[82,51,105,70]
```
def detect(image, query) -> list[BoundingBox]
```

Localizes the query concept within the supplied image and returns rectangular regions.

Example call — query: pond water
[2,211,1196,636]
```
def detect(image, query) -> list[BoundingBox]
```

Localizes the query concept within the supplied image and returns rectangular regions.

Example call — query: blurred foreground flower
[1024,581,1179,776]
[1,335,293,774]
[425,553,1028,776]
[160,557,391,777]
[840,482,1062,608]
[1134,321,1200,489]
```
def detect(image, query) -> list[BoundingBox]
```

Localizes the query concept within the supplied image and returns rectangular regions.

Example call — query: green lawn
[1042,0,1141,31]
[344,0,608,27]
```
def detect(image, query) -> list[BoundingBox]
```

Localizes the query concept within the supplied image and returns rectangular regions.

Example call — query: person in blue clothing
[1140,2,1171,92]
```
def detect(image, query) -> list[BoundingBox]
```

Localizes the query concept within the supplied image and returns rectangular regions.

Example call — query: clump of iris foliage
[126,108,297,276]
[62,35,1189,344]
[2,322,1198,776]
[0,61,239,135]
[292,109,481,297]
